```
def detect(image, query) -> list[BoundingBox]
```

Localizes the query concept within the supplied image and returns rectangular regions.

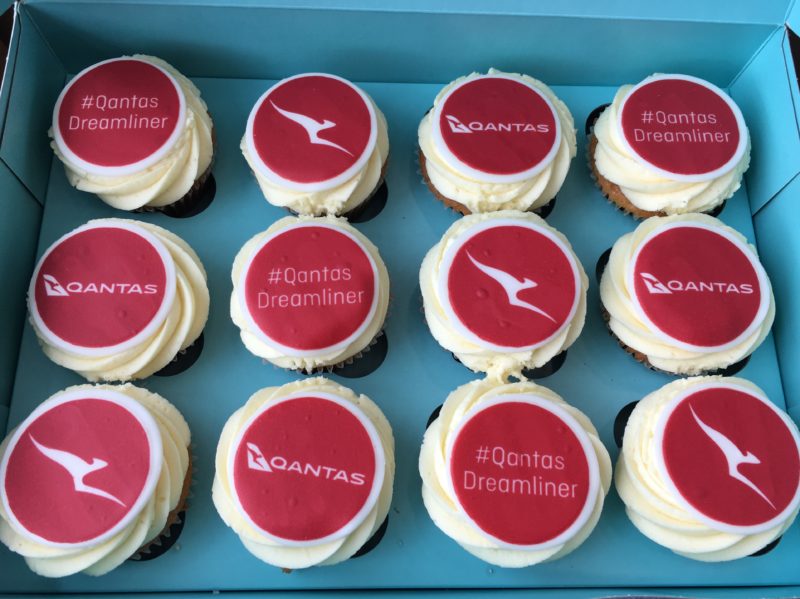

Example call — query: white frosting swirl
[51,55,214,212]
[599,213,774,374]
[616,376,798,561]
[30,219,210,382]
[592,82,750,215]
[230,216,389,371]
[418,69,576,213]
[0,384,191,577]
[242,97,389,216]
[212,377,394,569]
[419,377,611,567]
[420,210,588,379]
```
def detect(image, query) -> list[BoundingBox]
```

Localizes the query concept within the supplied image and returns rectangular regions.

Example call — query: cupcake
[599,214,774,375]
[212,378,394,569]
[616,376,800,561]
[231,215,389,372]
[28,218,209,381]
[418,69,576,215]
[420,210,587,378]
[0,384,191,576]
[242,73,389,217]
[420,377,611,566]
[50,55,214,213]
[589,74,750,218]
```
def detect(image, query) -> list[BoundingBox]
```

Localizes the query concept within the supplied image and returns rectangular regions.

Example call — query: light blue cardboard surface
[0,3,21,140]
[22,1,778,86]
[0,5,65,202]
[0,76,790,594]
[754,175,800,415]
[0,163,40,412]
[730,28,800,213]
[2,1,800,596]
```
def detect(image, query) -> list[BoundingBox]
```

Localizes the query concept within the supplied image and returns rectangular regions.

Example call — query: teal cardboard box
[2,1,800,597]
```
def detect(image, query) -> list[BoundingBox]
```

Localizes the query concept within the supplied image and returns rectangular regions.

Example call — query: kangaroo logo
[690,406,776,510]
[42,274,69,297]
[246,442,272,473]
[445,114,472,134]
[270,101,354,156]
[467,253,556,322]
[30,435,126,507]
[640,272,672,294]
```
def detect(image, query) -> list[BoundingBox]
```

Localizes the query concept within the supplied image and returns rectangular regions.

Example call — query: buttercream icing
[418,69,576,213]
[212,377,394,569]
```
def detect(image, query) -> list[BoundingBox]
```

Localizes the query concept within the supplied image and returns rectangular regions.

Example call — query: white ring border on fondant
[28,220,178,359]
[615,73,749,183]
[653,380,800,535]
[444,393,601,550]
[236,222,380,357]
[52,57,187,177]
[431,72,562,184]
[227,391,386,547]
[244,73,378,193]
[437,218,582,353]
[626,220,771,354]
[0,388,163,549]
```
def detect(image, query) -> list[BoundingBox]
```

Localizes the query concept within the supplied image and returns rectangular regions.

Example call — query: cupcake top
[600,213,774,374]
[50,55,214,211]
[418,69,576,213]
[28,218,209,381]
[0,384,190,577]
[592,74,750,215]
[241,73,389,216]
[420,377,611,567]
[212,377,394,569]
[420,210,587,378]
[616,376,800,561]
[230,215,389,371]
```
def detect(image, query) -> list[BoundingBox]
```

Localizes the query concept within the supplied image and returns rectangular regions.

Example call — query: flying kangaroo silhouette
[246,442,272,472]
[42,274,69,297]
[640,272,672,294]
[270,101,354,156]
[29,435,126,507]
[467,253,556,323]
[690,406,776,510]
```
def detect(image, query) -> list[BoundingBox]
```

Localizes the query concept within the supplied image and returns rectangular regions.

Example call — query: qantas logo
[639,272,754,295]
[42,275,158,297]
[245,441,366,486]
[270,101,353,156]
[445,114,550,134]
[467,253,556,322]
[30,435,126,507]
[690,406,775,510]
[445,115,472,133]
[43,274,69,297]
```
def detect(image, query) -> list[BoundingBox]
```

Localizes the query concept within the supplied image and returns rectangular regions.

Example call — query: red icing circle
[450,401,591,546]
[232,395,378,542]
[661,387,800,527]
[2,398,153,545]
[32,225,169,351]
[446,224,578,349]
[632,225,763,348]
[437,76,558,177]
[55,59,182,169]
[250,75,374,184]
[242,225,377,352]
[620,77,742,177]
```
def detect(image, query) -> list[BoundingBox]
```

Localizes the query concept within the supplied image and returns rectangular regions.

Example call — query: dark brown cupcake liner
[154,331,205,377]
